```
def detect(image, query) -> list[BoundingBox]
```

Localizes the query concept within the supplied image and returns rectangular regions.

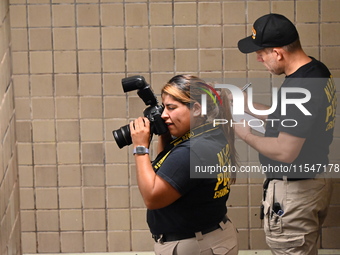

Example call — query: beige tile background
[4,0,340,253]
[0,1,21,255]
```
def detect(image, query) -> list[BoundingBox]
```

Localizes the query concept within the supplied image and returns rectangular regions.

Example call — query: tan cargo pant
[263,175,333,255]
[153,218,238,255]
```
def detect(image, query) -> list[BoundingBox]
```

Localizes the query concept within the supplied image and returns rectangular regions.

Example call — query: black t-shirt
[260,57,336,179]
[147,124,232,235]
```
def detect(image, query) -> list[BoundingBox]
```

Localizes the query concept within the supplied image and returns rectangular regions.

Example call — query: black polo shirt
[148,124,232,235]
[260,57,336,179]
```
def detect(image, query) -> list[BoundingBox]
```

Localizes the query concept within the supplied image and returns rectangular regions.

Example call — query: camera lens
[112,124,132,148]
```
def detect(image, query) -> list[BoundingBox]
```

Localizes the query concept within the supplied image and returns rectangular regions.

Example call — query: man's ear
[273,48,284,61]
[192,102,202,117]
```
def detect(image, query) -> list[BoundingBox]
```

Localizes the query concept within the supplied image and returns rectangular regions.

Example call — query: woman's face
[161,94,192,138]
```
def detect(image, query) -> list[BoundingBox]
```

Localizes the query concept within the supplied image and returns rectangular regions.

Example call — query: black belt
[152,215,228,243]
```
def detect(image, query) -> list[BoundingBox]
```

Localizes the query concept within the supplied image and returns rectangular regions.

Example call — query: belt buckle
[153,234,164,244]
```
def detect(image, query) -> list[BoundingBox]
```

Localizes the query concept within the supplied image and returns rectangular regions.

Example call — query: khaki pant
[263,175,333,255]
[154,218,238,255]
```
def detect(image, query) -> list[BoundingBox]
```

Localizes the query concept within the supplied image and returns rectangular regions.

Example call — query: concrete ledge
[24,249,340,255]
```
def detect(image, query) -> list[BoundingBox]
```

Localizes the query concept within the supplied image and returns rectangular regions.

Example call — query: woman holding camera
[130,75,239,255]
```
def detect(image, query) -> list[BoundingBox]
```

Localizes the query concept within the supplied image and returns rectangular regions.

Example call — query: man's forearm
[244,134,284,161]
[243,132,305,164]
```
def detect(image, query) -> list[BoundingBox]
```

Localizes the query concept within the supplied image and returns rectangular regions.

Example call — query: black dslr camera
[113,75,168,148]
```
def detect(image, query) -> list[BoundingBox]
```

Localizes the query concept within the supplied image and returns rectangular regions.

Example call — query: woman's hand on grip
[130,117,151,148]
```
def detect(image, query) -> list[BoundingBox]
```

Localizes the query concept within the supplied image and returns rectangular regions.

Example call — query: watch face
[136,146,145,154]
[135,146,149,154]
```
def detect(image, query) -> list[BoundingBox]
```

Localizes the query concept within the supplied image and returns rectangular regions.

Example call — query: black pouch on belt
[260,178,271,220]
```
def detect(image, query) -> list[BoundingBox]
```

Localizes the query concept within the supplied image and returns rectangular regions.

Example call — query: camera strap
[152,122,219,171]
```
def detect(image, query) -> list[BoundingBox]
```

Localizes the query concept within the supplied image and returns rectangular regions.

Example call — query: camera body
[113,76,168,148]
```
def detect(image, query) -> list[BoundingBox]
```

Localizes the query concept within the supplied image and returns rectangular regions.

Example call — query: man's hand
[234,119,252,141]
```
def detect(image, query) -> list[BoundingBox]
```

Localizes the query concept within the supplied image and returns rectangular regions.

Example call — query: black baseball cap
[238,13,299,54]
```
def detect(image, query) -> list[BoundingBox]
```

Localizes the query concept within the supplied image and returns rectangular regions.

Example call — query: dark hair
[263,38,302,54]
[161,74,238,169]
[282,38,302,52]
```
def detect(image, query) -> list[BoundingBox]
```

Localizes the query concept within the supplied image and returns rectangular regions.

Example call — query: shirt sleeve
[155,145,201,195]
[278,78,326,138]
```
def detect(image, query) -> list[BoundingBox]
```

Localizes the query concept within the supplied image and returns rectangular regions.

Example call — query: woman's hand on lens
[130,117,151,147]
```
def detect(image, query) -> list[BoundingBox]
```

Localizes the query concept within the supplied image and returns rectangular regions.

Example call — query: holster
[260,178,271,220]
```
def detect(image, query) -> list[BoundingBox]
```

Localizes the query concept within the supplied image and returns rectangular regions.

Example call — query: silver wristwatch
[133,146,149,155]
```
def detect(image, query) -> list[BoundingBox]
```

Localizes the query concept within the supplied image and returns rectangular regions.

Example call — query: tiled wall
[0,0,22,255]
[8,0,340,253]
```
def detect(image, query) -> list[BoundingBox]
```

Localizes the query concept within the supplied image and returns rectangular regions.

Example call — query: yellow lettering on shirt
[214,186,229,199]
[324,77,337,130]
[213,144,231,198]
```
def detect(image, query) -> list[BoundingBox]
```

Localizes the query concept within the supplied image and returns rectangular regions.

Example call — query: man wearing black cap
[236,13,336,254]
